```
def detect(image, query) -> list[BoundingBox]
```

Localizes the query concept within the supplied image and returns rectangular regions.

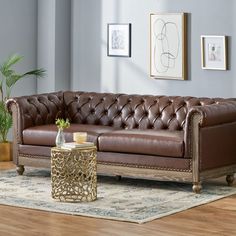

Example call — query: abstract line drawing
[153,19,180,73]
[150,13,186,80]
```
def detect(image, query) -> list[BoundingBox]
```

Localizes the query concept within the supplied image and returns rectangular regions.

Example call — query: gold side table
[51,145,97,202]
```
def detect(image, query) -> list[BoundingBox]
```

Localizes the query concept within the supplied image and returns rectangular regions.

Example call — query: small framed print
[107,23,131,57]
[201,35,227,70]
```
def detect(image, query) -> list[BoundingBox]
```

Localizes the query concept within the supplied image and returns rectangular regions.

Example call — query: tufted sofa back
[63,91,226,131]
[8,91,64,130]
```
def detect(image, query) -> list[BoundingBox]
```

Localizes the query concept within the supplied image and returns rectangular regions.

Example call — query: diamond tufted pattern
[7,91,64,131]
[7,90,236,181]
[64,91,224,131]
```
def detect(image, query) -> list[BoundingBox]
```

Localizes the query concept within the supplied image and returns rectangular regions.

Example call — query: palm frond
[5,68,46,89]
[1,54,23,74]
[6,74,21,89]
[22,68,46,77]
[0,104,12,142]
[0,66,14,77]
[0,101,5,109]
[0,53,46,141]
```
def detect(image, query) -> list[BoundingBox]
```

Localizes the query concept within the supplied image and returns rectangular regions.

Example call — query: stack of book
[61,142,94,149]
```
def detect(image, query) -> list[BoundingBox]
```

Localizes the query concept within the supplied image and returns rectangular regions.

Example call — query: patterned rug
[0,168,236,224]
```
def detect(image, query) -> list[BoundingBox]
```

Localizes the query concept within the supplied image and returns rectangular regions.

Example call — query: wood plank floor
[0,162,236,236]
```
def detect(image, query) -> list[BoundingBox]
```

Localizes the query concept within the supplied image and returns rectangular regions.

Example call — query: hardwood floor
[0,162,236,236]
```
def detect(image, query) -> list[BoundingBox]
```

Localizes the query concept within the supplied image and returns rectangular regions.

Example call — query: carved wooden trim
[11,104,21,165]
[18,155,51,168]
[97,161,192,172]
[19,153,191,172]
[18,154,236,185]
[200,164,236,180]
[190,113,203,184]
[97,164,193,182]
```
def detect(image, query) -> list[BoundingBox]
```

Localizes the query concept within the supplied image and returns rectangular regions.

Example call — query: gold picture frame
[150,13,187,80]
[201,35,227,70]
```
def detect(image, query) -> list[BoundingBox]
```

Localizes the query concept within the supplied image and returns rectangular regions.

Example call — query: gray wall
[37,0,71,93]
[0,0,38,140]
[0,0,38,96]
[1,0,235,98]
[71,0,236,98]
[71,0,101,92]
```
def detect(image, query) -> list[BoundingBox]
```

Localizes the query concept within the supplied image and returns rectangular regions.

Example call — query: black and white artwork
[201,35,227,70]
[150,13,186,80]
[107,24,131,57]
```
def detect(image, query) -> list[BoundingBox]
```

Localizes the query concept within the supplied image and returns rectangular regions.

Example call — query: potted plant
[55,118,70,147]
[0,54,45,161]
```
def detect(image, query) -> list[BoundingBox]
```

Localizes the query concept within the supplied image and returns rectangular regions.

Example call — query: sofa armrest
[187,101,236,127]
[6,91,64,144]
[184,101,236,173]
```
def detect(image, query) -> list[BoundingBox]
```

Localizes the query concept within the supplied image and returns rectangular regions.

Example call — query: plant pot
[0,142,13,161]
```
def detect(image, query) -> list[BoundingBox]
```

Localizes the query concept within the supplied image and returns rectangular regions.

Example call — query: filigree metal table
[51,145,97,202]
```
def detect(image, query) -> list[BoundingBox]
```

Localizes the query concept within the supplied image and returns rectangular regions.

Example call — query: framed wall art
[150,13,187,80]
[107,23,131,57]
[201,35,227,70]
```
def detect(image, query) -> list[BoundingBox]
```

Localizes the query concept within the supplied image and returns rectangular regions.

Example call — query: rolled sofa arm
[184,101,236,167]
[6,91,64,144]
[187,101,236,127]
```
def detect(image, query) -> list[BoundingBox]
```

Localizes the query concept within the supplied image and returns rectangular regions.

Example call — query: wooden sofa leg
[192,182,202,194]
[226,174,235,186]
[16,165,25,175]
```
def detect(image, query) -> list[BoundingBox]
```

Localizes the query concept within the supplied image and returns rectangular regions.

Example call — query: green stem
[0,84,3,103]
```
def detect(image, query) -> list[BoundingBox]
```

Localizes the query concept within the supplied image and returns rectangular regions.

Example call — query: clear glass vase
[55,128,65,148]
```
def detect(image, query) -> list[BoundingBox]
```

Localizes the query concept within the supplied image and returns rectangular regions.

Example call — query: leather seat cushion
[23,124,119,146]
[98,129,184,157]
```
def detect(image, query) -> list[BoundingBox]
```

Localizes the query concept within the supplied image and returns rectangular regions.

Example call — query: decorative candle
[73,132,87,143]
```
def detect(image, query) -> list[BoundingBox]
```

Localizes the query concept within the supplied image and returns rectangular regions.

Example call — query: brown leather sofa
[7,91,236,193]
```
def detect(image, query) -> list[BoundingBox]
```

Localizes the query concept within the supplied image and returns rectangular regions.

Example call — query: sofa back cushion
[63,91,225,131]
[13,91,64,130]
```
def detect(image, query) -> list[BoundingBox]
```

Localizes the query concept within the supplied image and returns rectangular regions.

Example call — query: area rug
[0,168,236,224]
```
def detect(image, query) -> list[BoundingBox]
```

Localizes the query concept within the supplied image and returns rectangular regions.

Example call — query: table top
[51,144,97,152]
